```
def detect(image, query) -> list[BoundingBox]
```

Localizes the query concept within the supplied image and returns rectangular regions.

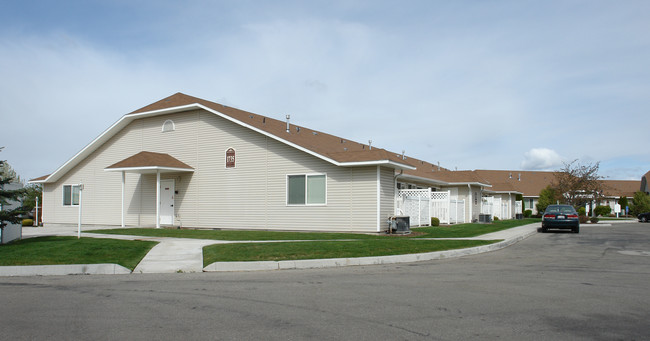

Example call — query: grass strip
[89,228,380,241]
[91,219,539,240]
[0,236,157,271]
[412,218,540,238]
[203,239,499,265]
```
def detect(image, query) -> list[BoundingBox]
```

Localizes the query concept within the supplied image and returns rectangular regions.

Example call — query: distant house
[473,170,641,215]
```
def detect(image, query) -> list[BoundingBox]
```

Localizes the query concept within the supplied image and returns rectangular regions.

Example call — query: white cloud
[1,1,650,181]
[521,148,564,171]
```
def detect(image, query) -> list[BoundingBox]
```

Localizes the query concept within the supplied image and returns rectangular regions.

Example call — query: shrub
[493,216,499,221]
[22,219,34,226]
[430,217,440,226]
[577,207,586,216]
[594,205,611,217]
[590,217,599,224]
[523,210,532,218]
[579,216,589,224]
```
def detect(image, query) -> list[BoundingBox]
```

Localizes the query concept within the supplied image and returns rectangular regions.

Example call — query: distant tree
[630,191,650,216]
[0,147,26,229]
[0,159,22,185]
[536,185,558,213]
[22,184,42,212]
[552,160,604,208]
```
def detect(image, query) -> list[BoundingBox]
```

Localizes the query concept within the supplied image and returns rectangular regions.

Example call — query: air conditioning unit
[388,216,410,234]
[478,214,492,224]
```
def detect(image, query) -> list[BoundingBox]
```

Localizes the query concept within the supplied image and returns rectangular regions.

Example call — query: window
[287,174,326,205]
[162,119,175,132]
[63,185,80,206]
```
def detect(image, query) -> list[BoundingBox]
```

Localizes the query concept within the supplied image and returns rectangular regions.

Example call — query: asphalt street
[1,223,648,340]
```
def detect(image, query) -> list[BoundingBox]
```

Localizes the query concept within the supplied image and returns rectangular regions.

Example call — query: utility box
[388,216,410,234]
[1,223,22,244]
[478,214,492,224]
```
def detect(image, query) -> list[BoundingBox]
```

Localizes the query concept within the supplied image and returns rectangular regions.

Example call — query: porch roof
[104,151,194,174]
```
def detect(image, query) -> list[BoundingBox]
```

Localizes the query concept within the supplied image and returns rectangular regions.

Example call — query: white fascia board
[40,104,207,183]
[396,173,449,186]
[40,102,414,183]
[339,160,416,170]
[447,182,492,188]
[39,115,136,183]
[484,190,523,195]
[195,104,416,170]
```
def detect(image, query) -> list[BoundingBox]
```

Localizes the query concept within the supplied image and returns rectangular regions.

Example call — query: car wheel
[642,217,648,223]
[573,226,580,234]
[541,226,547,233]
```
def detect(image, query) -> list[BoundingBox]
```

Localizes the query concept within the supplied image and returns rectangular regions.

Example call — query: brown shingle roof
[129,93,413,167]
[29,174,50,182]
[105,151,193,170]
[474,170,557,196]
[602,180,641,198]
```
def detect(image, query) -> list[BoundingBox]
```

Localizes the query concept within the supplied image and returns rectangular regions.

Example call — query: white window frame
[62,184,80,207]
[286,173,327,206]
[162,119,175,132]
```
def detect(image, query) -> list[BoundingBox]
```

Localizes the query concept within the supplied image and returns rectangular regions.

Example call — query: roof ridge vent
[368,140,372,150]
[285,115,290,133]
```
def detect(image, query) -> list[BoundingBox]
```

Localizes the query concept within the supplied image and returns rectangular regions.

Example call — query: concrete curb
[203,227,539,272]
[0,264,132,277]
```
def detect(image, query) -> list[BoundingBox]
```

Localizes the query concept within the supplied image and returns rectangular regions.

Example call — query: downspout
[394,169,403,215]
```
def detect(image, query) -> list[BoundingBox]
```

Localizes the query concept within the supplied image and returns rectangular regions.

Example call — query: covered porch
[105,151,194,228]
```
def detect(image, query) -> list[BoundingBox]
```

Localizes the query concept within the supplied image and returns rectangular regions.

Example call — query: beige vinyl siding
[379,166,396,231]
[44,109,381,232]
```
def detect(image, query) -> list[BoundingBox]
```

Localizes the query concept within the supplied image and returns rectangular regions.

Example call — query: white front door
[159,179,175,225]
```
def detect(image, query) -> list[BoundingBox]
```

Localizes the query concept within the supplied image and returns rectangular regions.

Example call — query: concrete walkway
[3,222,556,276]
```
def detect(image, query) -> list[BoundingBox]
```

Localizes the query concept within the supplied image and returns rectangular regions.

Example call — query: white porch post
[468,184,473,223]
[121,171,125,227]
[77,183,83,239]
[156,170,161,229]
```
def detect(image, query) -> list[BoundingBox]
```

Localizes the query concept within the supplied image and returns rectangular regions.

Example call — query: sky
[1,0,649,182]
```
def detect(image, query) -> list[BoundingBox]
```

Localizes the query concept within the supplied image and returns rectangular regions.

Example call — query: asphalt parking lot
[0,222,648,340]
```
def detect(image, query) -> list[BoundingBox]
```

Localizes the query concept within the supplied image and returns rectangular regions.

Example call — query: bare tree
[552,160,604,208]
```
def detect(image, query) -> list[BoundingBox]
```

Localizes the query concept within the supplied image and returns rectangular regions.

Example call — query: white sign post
[77,183,84,239]
[614,204,621,218]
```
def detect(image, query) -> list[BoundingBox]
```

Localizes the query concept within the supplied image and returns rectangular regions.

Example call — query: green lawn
[0,237,157,271]
[203,239,500,265]
[412,218,540,238]
[89,228,382,241]
[90,219,540,240]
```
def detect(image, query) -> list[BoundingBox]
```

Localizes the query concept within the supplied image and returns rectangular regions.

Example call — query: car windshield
[546,206,575,214]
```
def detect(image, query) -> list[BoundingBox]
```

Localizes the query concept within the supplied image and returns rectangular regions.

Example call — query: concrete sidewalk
[2,222,544,276]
